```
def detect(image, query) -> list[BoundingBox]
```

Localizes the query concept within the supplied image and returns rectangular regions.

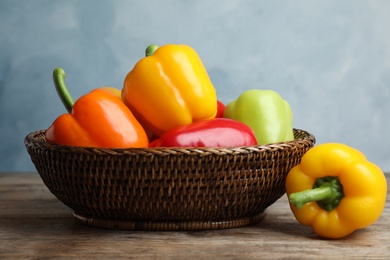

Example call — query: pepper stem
[289,176,344,212]
[145,44,159,57]
[53,68,74,113]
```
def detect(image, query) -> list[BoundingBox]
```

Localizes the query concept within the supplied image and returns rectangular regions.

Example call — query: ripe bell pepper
[216,100,226,118]
[149,118,258,148]
[223,89,294,145]
[45,68,149,148]
[286,143,387,239]
[122,44,217,137]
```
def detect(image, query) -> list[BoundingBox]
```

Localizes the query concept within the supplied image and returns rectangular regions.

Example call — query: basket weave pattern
[25,129,315,230]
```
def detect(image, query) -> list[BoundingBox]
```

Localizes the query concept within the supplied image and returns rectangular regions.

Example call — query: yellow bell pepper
[121,44,217,137]
[286,143,387,239]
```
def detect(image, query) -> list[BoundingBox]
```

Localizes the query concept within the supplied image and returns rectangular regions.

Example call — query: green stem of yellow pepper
[289,176,344,212]
[53,68,74,113]
[145,44,159,57]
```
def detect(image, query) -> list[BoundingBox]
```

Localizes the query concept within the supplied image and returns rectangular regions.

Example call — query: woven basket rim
[24,128,315,156]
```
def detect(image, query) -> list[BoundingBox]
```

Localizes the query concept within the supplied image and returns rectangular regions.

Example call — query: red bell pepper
[216,100,226,118]
[149,118,258,148]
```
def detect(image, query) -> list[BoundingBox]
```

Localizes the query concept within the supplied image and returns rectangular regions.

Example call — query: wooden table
[1,172,389,259]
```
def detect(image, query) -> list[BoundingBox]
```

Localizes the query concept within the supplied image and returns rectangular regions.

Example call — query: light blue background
[1,0,389,172]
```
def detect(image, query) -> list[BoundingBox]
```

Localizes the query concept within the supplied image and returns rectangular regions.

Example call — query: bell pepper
[121,44,217,137]
[216,100,226,118]
[223,89,294,145]
[286,143,387,239]
[45,68,149,148]
[149,118,258,148]
[101,86,122,98]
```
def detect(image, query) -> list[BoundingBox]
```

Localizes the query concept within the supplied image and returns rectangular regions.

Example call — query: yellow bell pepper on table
[121,44,217,137]
[286,143,387,239]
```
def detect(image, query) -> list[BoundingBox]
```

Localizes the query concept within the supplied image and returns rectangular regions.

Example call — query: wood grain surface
[1,173,389,259]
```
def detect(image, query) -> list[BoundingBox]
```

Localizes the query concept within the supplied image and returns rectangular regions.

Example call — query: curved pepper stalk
[145,44,159,57]
[53,68,75,113]
[289,176,344,212]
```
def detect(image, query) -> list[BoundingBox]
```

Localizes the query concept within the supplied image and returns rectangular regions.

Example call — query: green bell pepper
[223,89,294,145]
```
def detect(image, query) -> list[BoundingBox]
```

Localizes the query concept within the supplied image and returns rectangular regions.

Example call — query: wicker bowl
[24,128,315,231]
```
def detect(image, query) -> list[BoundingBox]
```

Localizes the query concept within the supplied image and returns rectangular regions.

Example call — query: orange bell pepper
[121,44,217,137]
[45,68,149,148]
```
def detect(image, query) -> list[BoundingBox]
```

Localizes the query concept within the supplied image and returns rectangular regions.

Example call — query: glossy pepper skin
[216,100,226,118]
[223,89,294,145]
[149,118,258,148]
[286,143,387,239]
[122,44,217,137]
[46,68,149,148]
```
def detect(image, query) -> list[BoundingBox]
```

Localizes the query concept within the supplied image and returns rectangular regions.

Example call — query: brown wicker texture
[24,129,315,231]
